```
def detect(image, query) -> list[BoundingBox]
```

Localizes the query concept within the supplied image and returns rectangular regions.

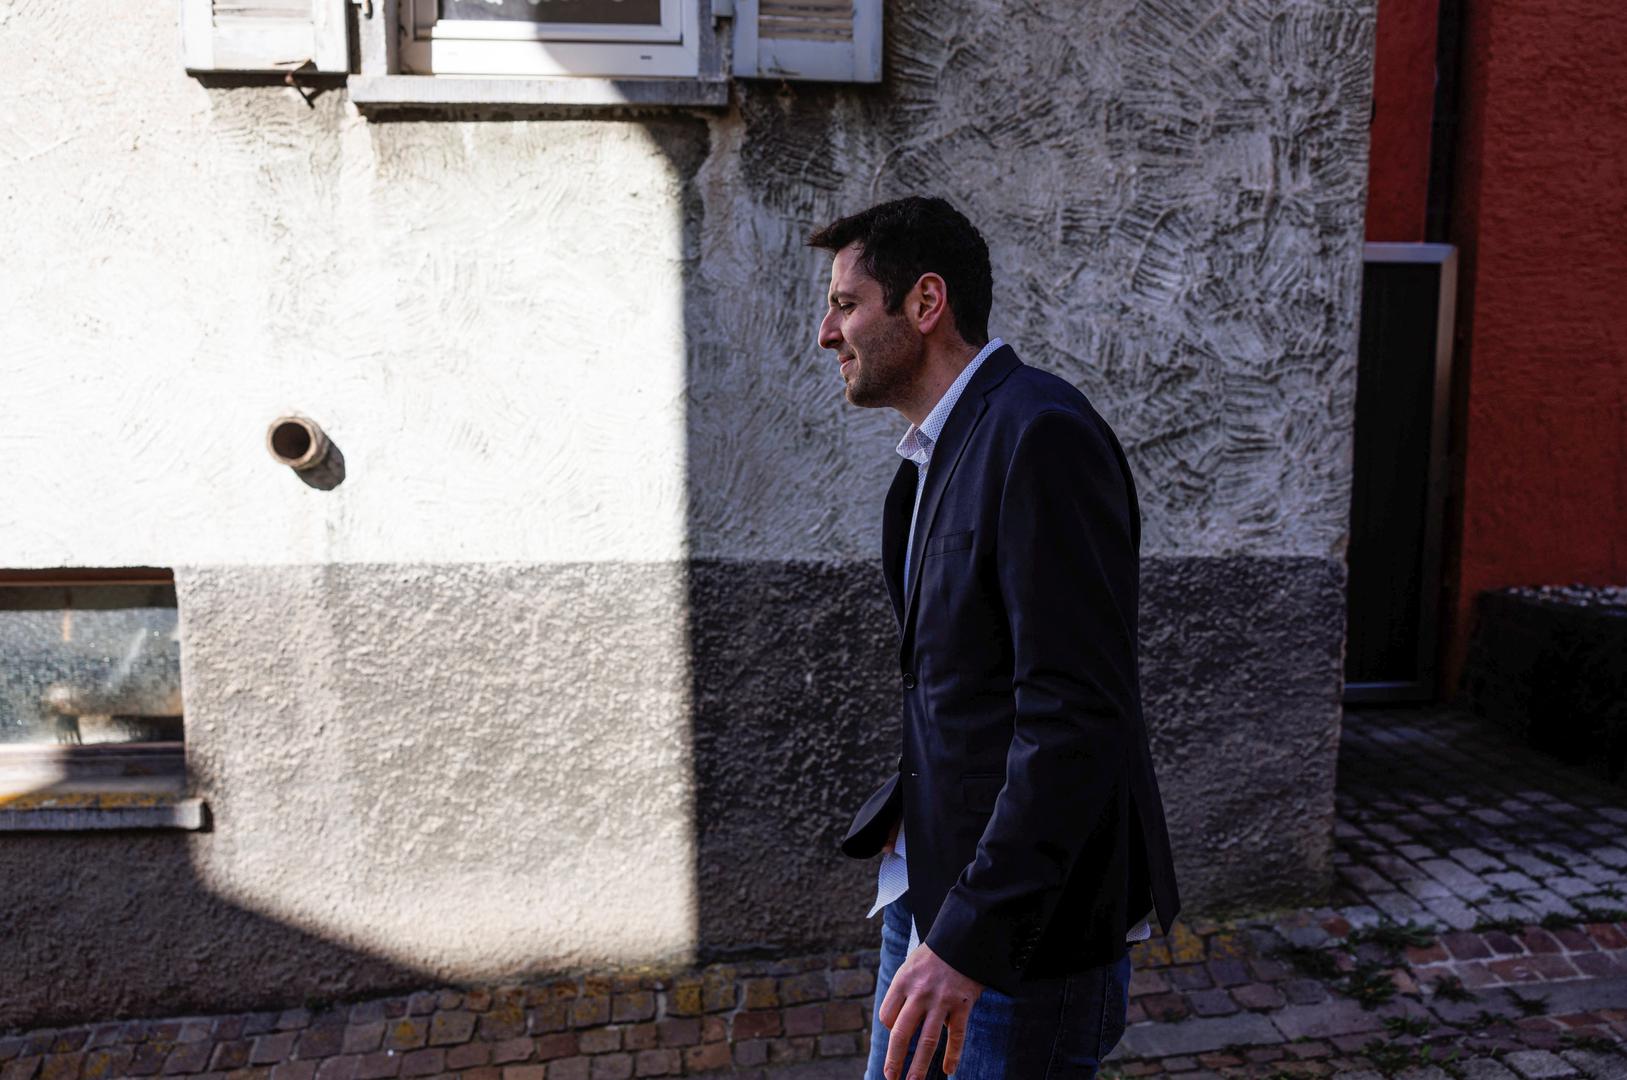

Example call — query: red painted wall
[1364,0,1437,241]
[1445,0,1627,685]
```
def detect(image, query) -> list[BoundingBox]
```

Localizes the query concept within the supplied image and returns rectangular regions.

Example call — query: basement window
[0,570,198,829]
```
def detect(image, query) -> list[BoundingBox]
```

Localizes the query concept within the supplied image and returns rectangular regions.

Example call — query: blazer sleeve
[923,408,1141,992]
[840,770,902,859]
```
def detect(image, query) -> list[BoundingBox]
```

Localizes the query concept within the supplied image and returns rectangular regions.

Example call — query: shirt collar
[895,337,1004,466]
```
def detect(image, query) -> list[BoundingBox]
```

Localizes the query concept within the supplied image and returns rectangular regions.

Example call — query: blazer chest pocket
[960,772,1004,812]
[925,529,974,558]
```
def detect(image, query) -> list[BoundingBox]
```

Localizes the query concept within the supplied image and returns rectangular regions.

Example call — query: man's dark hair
[807,196,992,346]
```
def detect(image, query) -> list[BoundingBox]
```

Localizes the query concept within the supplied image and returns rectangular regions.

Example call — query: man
[809,196,1181,1080]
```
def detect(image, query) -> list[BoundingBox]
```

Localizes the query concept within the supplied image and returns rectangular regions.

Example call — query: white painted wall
[0,4,702,983]
[2,2,1370,571]
[2,9,689,569]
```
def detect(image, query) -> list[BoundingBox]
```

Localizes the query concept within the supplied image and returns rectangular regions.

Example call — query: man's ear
[910,273,951,338]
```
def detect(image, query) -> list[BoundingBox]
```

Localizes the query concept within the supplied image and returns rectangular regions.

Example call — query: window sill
[348,74,730,111]
[0,792,207,832]
[0,742,200,832]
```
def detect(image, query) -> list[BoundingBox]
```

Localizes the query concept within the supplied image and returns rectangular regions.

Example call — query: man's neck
[895,340,983,428]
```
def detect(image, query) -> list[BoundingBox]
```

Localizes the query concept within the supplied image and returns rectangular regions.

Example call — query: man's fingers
[877,972,906,1031]
[879,948,923,1030]
[941,1008,968,1076]
[905,1010,948,1080]
[878,949,984,1080]
[882,1002,924,1080]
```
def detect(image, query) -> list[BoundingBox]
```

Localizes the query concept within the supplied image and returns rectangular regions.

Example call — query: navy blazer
[841,344,1181,994]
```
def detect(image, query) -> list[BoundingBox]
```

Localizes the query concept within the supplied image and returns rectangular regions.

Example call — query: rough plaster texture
[0,0,1374,567]
[683,0,1372,938]
[0,555,1341,1028]
[0,0,1374,1027]
[171,563,696,974]
[1136,555,1347,916]
[2,10,692,567]
[686,559,900,958]
[689,555,1346,962]
[0,829,427,1031]
[686,0,1376,561]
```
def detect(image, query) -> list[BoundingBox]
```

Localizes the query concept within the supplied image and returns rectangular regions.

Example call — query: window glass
[0,583,182,747]
[440,0,664,25]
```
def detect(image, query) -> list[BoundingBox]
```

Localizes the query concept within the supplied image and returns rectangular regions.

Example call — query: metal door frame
[1344,242,1458,703]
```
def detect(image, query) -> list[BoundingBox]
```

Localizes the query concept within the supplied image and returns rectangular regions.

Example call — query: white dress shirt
[870,337,1153,960]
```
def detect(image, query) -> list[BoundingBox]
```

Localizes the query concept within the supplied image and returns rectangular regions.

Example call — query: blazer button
[901,672,917,690]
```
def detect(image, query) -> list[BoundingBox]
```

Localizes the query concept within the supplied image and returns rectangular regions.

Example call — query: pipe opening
[269,421,313,463]
[266,416,330,472]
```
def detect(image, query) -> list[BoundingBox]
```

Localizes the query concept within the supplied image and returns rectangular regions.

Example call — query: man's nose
[817,310,842,351]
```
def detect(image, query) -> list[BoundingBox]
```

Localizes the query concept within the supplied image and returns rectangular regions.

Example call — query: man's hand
[882,815,902,855]
[878,944,983,1079]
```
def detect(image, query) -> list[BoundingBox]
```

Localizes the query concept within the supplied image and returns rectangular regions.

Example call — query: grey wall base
[1136,554,1346,919]
[688,554,1346,956]
[0,555,1341,1030]
[0,831,427,1031]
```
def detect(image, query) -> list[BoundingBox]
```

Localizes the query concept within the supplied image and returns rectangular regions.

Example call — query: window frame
[0,569,197,831]
[400,0,704,79]
[0,567,184,752]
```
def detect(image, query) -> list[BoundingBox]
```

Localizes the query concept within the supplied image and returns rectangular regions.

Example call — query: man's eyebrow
[829,289,859,302]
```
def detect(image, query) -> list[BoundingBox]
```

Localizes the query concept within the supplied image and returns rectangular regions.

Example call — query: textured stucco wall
[687,2,1375,563]
[176,564,696,968]
[688,555,1347,961]
[0,0,1374,1027]
[683,0,1373,930]
[3,4,705,1027]
[2,17,691,568]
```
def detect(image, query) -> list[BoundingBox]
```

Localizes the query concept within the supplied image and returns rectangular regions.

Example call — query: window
[182,0,883,104]
[401,0,703,79]
[0,570,191,823]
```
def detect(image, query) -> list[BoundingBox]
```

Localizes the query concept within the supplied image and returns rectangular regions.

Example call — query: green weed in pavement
[1428,973,1478,1003]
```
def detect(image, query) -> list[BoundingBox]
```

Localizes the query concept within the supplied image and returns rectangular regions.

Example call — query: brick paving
[0,960,874,1080]
[3,707,1624,1079]
[1104,707,1627,1079]
[1332,709,1627,931]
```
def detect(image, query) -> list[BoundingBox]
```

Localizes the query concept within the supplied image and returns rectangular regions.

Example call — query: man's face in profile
[818,243,923,410]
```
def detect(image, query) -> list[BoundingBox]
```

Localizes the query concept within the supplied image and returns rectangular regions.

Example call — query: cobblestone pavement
[1104,707,1627,1080]
[2,708,1623,1080]
[0,961,880,1080]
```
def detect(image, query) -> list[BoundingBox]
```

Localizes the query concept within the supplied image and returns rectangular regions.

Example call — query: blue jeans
[864,898,1131,1080]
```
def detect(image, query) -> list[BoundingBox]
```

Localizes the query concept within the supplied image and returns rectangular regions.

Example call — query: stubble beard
[842,314,923,410]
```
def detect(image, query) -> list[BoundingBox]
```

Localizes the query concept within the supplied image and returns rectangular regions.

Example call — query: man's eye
[839,303,855,313]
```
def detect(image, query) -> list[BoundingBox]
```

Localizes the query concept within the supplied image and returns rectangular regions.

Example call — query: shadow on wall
[676,0,1368,945]
[0,833,431,1032]
[540,0,1369,966]
[5,106,710,1027]
[0,657,426,1035]
[673,80,909,962]
[5,0,1375,1019]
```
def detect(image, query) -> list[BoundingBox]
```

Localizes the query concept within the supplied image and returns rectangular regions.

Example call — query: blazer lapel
[899,345,1021,634]
[881,458,915,628]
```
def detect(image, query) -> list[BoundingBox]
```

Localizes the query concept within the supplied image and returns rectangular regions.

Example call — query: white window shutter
[733,0,881,82]
[181,0,349,74]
